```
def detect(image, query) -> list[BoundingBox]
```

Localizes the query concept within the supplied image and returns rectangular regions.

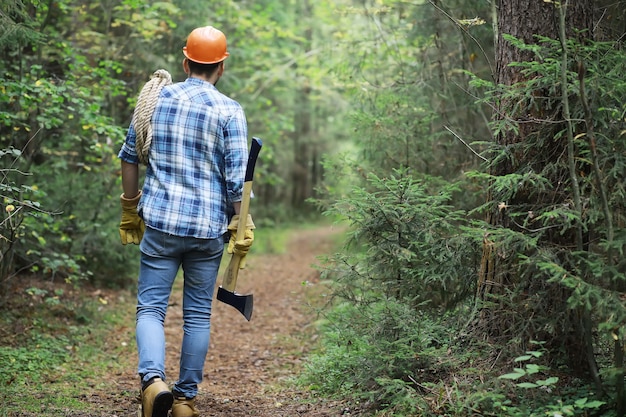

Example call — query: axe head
[217,286,253,321]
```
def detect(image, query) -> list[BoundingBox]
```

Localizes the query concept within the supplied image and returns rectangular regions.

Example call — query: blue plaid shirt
[118,77,248,239]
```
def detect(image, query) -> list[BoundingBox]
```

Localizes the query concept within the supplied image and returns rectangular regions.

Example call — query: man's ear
[218,61,225,77]
[182,58,190,75]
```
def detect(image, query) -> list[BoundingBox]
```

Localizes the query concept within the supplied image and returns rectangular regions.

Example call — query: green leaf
[575,398,605,409]
[499,368,526,380]
[525,364,541,374]
[535,376,559,386]
[516,382,538,389]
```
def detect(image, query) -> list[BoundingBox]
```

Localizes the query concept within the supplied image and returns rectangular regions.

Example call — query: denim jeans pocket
[196,236,223,256]
[140,226,167,256]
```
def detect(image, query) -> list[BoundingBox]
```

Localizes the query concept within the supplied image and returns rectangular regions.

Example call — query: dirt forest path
[108,225,349,417]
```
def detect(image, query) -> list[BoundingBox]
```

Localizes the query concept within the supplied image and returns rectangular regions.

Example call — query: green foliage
[0,0,44,47]
[303,2,626,414]
[465,28,626,412]
[0,59,129,285]
[330,0,492,185]
[0,337,70,386]
[0,280,137,415]
[299,3,496,413]
[300,299,453,415]
[0,0,183,289]
[329,169,478,311]
[351,87,439,176]
[498,346,557,388]
[0,148,45,289]
[302,169,479,414]
[489,346,608,416]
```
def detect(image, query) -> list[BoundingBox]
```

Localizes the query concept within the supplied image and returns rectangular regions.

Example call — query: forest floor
[2,225,361,417]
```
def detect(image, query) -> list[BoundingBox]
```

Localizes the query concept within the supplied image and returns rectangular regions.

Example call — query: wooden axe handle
[221,137,262,292]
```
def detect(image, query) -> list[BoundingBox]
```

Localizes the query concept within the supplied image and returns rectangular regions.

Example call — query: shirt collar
[185,77,217,89]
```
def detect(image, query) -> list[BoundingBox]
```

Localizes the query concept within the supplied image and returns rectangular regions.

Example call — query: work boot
[141,378,173,417]
[171,396,199,417]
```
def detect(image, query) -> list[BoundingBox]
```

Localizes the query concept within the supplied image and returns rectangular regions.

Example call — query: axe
[217,137,262,321]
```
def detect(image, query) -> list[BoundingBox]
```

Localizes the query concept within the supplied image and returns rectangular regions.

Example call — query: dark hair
[188,60,221,78]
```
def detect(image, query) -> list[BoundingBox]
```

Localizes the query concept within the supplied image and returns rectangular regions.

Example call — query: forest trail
[95,225,349,417]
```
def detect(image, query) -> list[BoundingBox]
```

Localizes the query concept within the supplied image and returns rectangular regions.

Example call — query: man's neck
[189,73,219,85]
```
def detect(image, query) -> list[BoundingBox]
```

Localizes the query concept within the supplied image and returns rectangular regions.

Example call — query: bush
[301,169,479,414]
[301,299,454,415]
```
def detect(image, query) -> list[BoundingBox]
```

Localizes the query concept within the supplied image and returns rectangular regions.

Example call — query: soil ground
[97,225,353,416]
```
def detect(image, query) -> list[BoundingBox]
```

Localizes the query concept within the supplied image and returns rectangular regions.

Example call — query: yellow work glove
[119,191,145,245]
[227,214,255,269]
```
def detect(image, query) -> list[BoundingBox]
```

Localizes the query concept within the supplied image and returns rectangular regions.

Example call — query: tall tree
[475,0,625,387]
[291,0,314,210]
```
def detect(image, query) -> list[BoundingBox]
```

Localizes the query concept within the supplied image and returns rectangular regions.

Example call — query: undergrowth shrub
[328,169,479,312]
[462,344,608,417]
[301,169,480,414]
[0,147,47,297]
[1,36,139,289]
[301,299,454,414]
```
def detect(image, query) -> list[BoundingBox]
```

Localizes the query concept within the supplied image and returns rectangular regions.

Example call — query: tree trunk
[291,0,314,211]
[478,0,595,369]
[292,78,312,209]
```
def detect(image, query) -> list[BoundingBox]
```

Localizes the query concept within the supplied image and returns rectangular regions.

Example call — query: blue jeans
[136,226,223,399]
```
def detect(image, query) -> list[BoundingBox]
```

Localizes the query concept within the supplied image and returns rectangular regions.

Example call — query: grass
[249,222,290,255]
[252,216,344,255]
[0,280,138,416]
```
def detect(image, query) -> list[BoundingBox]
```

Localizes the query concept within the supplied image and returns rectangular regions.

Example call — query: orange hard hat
[182,26,229,64]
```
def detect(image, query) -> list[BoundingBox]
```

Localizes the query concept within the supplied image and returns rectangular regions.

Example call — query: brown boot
[171,396,199,417]
[141,378,173,417]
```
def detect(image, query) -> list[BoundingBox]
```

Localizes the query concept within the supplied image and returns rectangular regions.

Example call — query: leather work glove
[119,191,145,245]
[227,214,255,269]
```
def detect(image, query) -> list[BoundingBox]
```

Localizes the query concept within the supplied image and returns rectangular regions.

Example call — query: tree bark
[291,0,314,211]
[478,0,595,367]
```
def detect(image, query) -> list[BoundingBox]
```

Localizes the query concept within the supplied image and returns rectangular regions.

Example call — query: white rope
[133,69,172,165]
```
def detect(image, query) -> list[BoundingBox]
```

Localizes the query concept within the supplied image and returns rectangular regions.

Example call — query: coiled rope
[133,69,172,165]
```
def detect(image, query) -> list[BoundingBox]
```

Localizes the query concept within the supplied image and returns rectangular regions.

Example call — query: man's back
[140,77,248,239]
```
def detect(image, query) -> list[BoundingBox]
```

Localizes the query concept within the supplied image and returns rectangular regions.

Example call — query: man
[118,26,255,417]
